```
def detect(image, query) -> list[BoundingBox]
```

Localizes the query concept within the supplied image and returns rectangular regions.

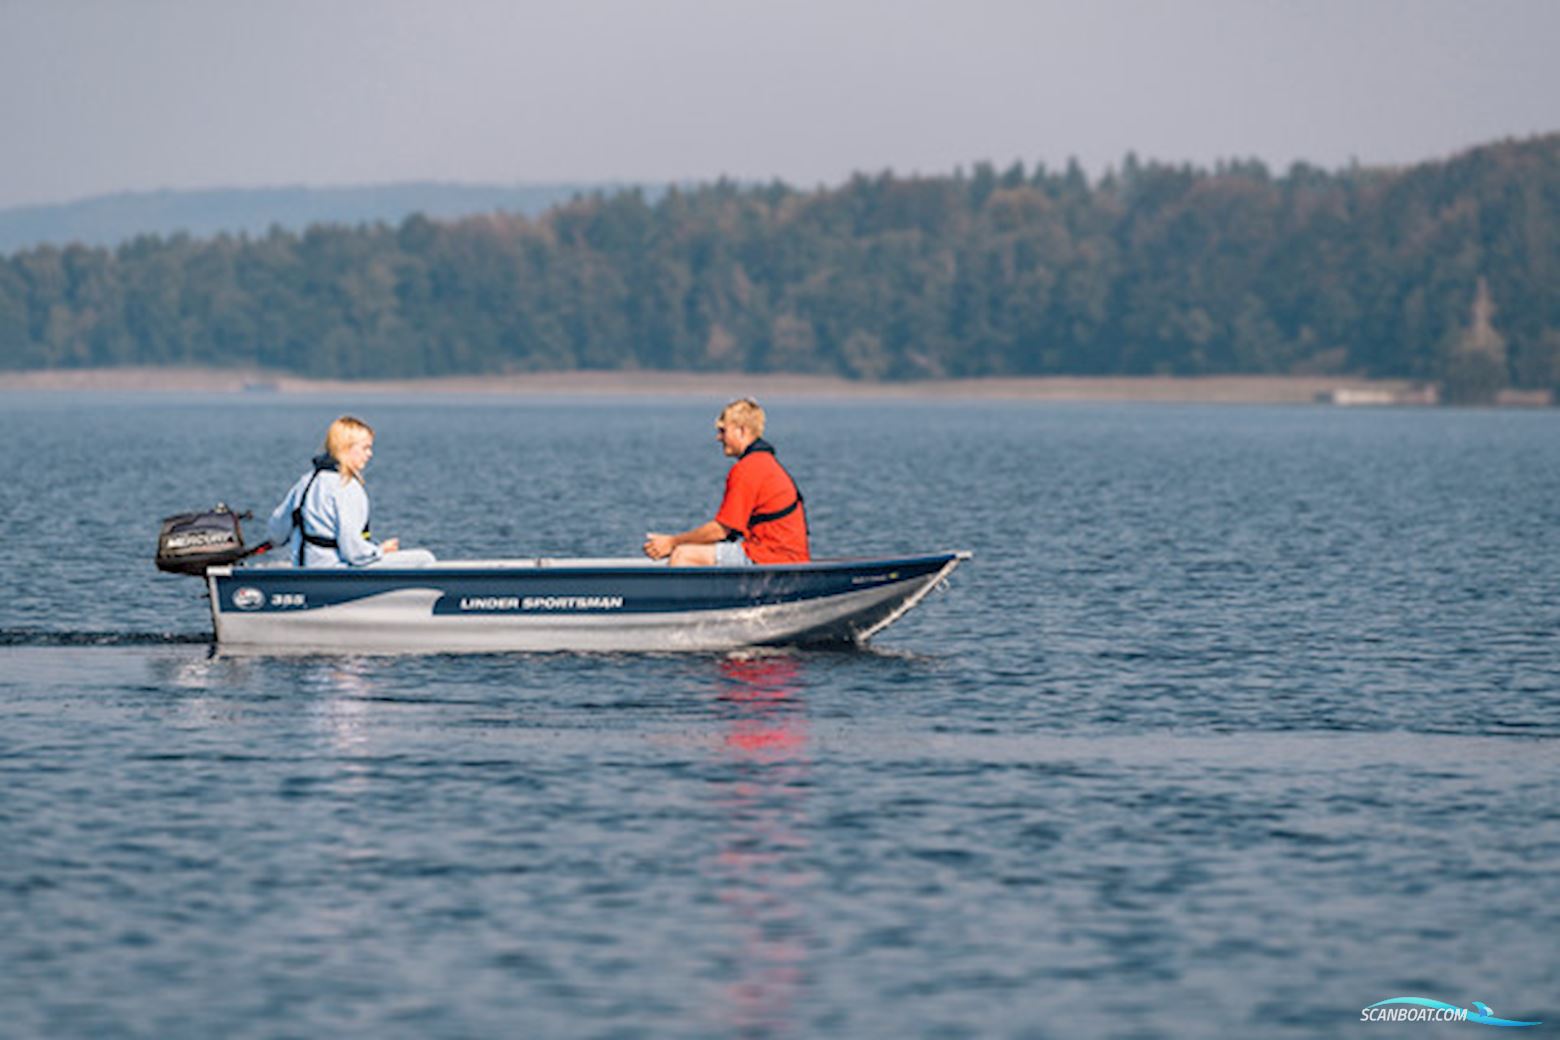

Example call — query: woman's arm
[333,480,384,566]
[266,478,298,547]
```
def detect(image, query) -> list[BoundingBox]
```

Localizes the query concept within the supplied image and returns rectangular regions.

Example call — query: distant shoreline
[0,366,1431,404]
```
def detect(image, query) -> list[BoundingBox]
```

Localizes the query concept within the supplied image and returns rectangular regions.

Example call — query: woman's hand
[381,537,401,554]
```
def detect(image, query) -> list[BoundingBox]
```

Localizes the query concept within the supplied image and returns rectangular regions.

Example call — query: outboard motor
[155,503,266,575]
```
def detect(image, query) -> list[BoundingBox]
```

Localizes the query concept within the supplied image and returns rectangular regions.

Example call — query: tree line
[2,135,1558,397]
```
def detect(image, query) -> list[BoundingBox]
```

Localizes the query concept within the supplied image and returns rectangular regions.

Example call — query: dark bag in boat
[155,504,252,575]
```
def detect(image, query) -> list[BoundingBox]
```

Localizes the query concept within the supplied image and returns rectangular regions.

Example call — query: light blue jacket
[266,455,382,567]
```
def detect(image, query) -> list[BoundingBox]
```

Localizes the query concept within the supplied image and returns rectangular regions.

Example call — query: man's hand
[643,532,675,559]
[381,537,401,553]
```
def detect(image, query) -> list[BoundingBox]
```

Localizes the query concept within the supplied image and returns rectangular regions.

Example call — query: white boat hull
[206,552,969,654]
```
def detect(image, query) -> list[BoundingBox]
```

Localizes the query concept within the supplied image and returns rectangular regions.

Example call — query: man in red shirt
[643,398,810,566]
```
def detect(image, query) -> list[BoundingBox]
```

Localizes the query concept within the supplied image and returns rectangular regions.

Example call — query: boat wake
[0,629,210,647]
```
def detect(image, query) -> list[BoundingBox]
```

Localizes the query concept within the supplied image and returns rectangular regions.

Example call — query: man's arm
[643,520,729,560]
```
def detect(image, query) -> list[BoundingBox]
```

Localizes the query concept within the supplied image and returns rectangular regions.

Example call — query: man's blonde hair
[324,415,374,484]
[718,398,765,437]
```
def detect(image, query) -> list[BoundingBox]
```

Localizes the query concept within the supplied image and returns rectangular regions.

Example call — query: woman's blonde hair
[324,415,374,484]
[718,398,765,437]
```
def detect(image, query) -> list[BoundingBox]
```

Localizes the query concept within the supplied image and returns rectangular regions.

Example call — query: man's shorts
[714,540,754,567]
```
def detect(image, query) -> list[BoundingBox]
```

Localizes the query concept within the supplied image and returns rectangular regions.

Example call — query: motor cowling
[155,503,257,575]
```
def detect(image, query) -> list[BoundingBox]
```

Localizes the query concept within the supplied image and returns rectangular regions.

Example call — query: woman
[267,415,435,567]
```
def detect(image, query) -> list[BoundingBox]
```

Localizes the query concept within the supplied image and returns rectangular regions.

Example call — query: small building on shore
[1315,385,1439,407]
[1316,384,1553,408]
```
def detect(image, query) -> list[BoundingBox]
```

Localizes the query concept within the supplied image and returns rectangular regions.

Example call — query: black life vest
[291,455,371,565]
[727,438,807,540]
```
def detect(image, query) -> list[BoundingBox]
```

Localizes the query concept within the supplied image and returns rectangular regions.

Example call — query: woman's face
[342,435,374,472]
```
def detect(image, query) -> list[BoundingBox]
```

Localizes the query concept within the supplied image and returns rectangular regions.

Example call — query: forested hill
[3,135,1558,396]
[0,182,613,254]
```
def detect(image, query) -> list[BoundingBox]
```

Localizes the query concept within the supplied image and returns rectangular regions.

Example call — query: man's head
[716,398,765,457]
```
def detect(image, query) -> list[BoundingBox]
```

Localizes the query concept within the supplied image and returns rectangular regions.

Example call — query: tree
[1510,327,1560,395]
[1440,277,1509,404]
[1,134,1558,391]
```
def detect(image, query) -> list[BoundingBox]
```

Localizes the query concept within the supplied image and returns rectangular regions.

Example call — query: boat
[204,551,971,653]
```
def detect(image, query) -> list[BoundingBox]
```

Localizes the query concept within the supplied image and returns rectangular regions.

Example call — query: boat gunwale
[208,550,972,580]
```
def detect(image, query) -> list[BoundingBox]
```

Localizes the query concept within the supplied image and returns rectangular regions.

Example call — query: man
[643,398,810,567]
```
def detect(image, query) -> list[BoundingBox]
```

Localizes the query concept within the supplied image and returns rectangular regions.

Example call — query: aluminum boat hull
[205,552,969,653]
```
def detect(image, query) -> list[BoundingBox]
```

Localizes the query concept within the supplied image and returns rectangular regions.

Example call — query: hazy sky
[3,0,1558,209]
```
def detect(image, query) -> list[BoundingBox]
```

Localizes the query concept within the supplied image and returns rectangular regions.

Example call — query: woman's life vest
[284,455,372,566]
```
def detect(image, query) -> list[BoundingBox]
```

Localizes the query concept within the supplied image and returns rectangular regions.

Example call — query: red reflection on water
[720,654,809,759]
[712,653,814,1037]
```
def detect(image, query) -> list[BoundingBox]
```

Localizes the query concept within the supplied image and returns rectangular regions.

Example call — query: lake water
[1,393,1556,1038]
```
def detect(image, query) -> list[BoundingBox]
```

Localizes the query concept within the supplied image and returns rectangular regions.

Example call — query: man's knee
[669,544,716,567]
